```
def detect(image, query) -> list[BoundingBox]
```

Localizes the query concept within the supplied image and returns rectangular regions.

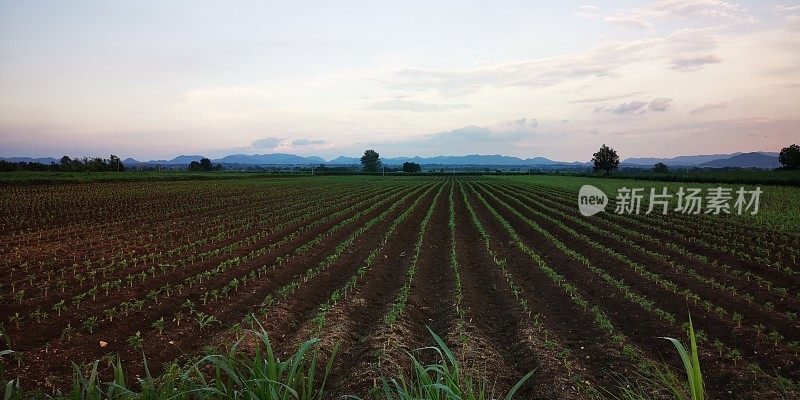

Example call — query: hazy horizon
[0,148,785,165]
[1,1,798,161]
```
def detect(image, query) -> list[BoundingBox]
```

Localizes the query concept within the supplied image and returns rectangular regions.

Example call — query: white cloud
[604,0,758,30]
[571,92,644,103]
[690,101,728,114]
[252,137,283,148]
[648,97,674,111]
[292,138,327,145]
[604,100,650,114]
[354,117,547,157]
[596,97,673,114]
[367,99,469,112]
[670,53,722,71]
[574,5,602,20]
[500,118,539,132]
[386,38,662,95]
[604,15,654,30]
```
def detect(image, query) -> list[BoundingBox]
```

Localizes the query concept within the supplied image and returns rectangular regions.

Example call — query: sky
[0,0,798,162]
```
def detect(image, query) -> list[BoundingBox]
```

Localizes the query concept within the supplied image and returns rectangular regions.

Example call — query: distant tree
[188,161,202,171]
[0,160,15,172]
[86,157,107,172]
[402,162,421,173]
[199,158,213,171]
[360,150,381,173]
[779,144,800,170]
[592,144,620,174]
[109,154,125,172]
[0,153,128,173]
[653,162,669,173]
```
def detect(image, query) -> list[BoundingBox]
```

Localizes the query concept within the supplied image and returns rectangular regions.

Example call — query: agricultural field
[0,175,799,399]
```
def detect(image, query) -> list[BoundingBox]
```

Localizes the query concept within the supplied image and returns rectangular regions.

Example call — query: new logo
[578,185,608,216]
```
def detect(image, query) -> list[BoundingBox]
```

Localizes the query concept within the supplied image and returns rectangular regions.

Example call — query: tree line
[188,158,222,171]
[3,145,798,174]
[359,145,800,175]
[0,155,126,172]
[0,156,225,173]
[359,150,421,173]
[591,143,800,173]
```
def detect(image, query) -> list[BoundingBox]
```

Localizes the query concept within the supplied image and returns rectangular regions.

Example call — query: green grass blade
[687,315,704,400]
[504,370,535,400]
[4,380,17,400]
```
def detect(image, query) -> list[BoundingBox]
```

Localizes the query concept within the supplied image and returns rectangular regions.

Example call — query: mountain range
[115,154,577,166]
[623,152,779,167]
[2,151,784,169]
[326,154,580,166]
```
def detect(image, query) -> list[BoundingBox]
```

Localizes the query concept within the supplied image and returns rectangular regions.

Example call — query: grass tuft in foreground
[3,320,717,400]
[7,323,336,400]
[658,314,704,400]
[606,314,705,400]
[354,327,534,400]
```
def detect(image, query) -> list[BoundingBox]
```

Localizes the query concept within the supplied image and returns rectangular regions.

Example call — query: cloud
[368,99,469,112]
[661,28,722,71]
[384,24,729,96]
[650,0,757,23]
[602,100,650,114]
[292,138,327,145]
[574,5,602,19]
[386,38,660,95]
[602,0,757,31]
[427,125,527,143]
[596,97,673,114]
[774,4,800,15]
[648,97,673,111]
[690,101,728,114]
[604,15,654,30]
[786,14,800,31]
[571,92,644,103]
[500,118,539,132]
[666,28,719,52]
[361,117,543,156]
[669,53,721,71]
[252,137,283,148]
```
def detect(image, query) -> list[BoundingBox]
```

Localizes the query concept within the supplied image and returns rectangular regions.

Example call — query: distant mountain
[624,152,779,166]
[328,156,361,165]
[170,155,205,164]
[624,153,742,166]
[1,157,58,164]
[390,155,541,165]
[214,153,322,165]
[4,150,783,168]
[327,154,574,166]
[328,154,548,165]
[121,153,325,165]
[140,155,205,164]
[698,152,780,168]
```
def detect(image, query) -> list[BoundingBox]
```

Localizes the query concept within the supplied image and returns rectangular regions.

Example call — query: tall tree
[199,158,213,171]
[592,144,620,174]
[779,144,800,170]
[402,162,421,173]
[360,149,381,173]
[109,154,125,172]
[653,162,669,173]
